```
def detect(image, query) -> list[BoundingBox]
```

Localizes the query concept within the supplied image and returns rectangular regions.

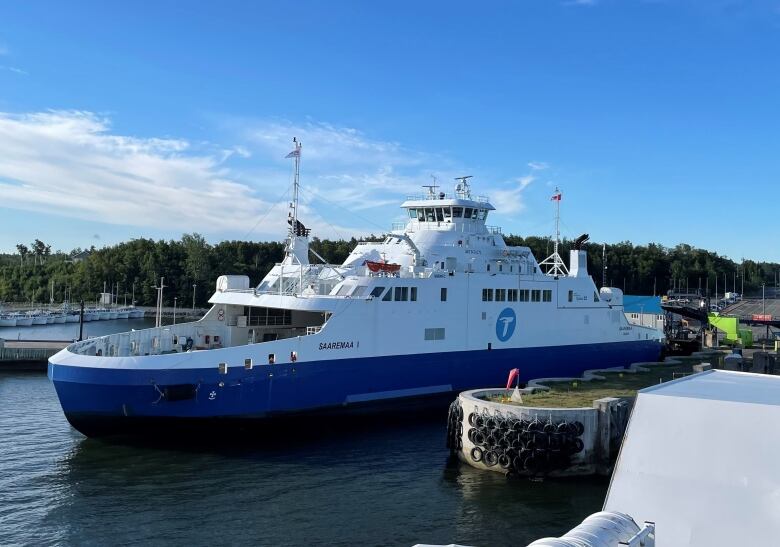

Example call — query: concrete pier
[0,339,68,371]
[448,390,633,477]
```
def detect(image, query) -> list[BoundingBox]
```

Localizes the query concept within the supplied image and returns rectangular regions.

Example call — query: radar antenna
[454,175,473,199]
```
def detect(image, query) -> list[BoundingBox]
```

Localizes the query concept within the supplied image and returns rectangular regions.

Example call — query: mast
[539,187,568,277]
[291,137,301,238]
[282,138,310,268]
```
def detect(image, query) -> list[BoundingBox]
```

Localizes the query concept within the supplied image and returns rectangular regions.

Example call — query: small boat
[115,309,130,319]
[365,259,401,274]
[129,308,145,319]
[82,311,95,322]
[65,313,80,323]
[98,310,111,320]
[0,314,16,327]
[107,311,119,320]
[30,313,48,325]
[14,314,33,327]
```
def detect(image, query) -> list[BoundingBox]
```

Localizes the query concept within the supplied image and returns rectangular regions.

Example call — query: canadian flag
[551,192,562,201]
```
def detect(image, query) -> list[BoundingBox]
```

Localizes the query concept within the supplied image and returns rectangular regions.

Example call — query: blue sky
[0,1,779,262]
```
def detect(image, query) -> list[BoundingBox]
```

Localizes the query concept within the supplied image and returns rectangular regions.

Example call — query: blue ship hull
[49,340,662,437]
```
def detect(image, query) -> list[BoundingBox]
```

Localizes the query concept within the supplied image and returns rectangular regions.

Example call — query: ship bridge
[398,191,496,235]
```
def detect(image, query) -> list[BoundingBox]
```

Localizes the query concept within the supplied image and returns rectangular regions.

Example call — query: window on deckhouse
[531,289,541,302]
[370,286,386,298]
[519,289,530,302]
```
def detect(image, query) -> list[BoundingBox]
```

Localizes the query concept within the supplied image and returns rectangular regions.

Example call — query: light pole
[192,283,197,310]
[173,297,177,326]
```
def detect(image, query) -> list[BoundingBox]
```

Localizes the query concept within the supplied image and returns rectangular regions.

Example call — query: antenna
[602,243,607,288]
[454,175,473,198]
[422,184,438,197]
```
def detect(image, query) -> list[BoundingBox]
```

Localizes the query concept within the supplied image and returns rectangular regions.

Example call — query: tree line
[0,233,777,307]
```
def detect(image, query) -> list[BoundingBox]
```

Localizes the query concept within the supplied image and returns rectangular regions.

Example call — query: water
[0,316,608,545]
[0,373,607,547]
[0,318,157,341]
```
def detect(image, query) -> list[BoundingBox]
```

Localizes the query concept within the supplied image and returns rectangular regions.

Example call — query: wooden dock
[0,340,69,371]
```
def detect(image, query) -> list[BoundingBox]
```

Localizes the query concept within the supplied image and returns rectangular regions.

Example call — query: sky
[0,0,779,262]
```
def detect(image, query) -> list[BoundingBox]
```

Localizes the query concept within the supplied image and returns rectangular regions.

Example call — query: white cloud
[0,111,277,235]
[0,111,547,243]
[528,161,549,171]
[0,65,27,75]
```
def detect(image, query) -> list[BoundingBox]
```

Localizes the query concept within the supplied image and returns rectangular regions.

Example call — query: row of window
[370,284,555,304]
[370,286,447,302]
[407,206,489,223]
[481,288,553,303]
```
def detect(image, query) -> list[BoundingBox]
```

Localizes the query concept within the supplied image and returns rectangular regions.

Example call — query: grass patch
[486,359,705,408]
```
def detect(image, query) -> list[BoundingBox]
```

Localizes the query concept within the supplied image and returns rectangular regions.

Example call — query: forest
[0,234,777,307]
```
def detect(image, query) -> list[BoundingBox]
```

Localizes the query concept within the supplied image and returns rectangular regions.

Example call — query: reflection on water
[0,374,607,546]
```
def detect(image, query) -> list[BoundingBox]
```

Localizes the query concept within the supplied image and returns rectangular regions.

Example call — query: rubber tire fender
[470,447,484,462]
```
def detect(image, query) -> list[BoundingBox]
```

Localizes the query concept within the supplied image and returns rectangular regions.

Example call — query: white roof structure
[604,369,780,546]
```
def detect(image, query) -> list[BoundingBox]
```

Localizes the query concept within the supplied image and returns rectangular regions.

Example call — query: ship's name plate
[319,341,356,350]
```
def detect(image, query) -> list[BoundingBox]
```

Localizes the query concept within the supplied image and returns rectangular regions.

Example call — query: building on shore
[623,295,664,330]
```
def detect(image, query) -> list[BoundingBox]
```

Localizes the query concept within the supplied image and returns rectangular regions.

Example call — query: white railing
[405,193,489,203]
[68,321,228,358]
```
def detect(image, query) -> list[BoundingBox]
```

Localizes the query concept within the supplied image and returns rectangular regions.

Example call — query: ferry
[48,140,663,437]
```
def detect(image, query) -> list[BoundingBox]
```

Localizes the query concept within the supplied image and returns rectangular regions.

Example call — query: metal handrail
[404,193,490,203]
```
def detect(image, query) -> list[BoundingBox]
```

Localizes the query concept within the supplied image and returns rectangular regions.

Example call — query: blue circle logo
[496,308,517,342]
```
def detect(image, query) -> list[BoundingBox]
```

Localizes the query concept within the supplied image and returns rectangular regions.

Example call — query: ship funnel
[569,234,590,278]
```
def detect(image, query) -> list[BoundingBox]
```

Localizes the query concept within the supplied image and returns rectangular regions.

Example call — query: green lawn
[486,359,706,408]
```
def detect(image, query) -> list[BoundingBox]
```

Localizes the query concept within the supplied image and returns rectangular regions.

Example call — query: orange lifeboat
[365,260,401,274]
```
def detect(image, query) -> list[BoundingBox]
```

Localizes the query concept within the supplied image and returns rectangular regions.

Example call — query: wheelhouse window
[408,208,417,219]
[417,209,425,221]
[382,288,393,301]
[543,290,552,302]
[411,287,418,301]
[452,207,463,218]
[435,208,444,222]
[425,208,435,222]
[495,289,506,302]
[477,209,487,221]
[471,208,479,220]
[464,207,473,219]
[531,289,541,302]
[443,207,452,220]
